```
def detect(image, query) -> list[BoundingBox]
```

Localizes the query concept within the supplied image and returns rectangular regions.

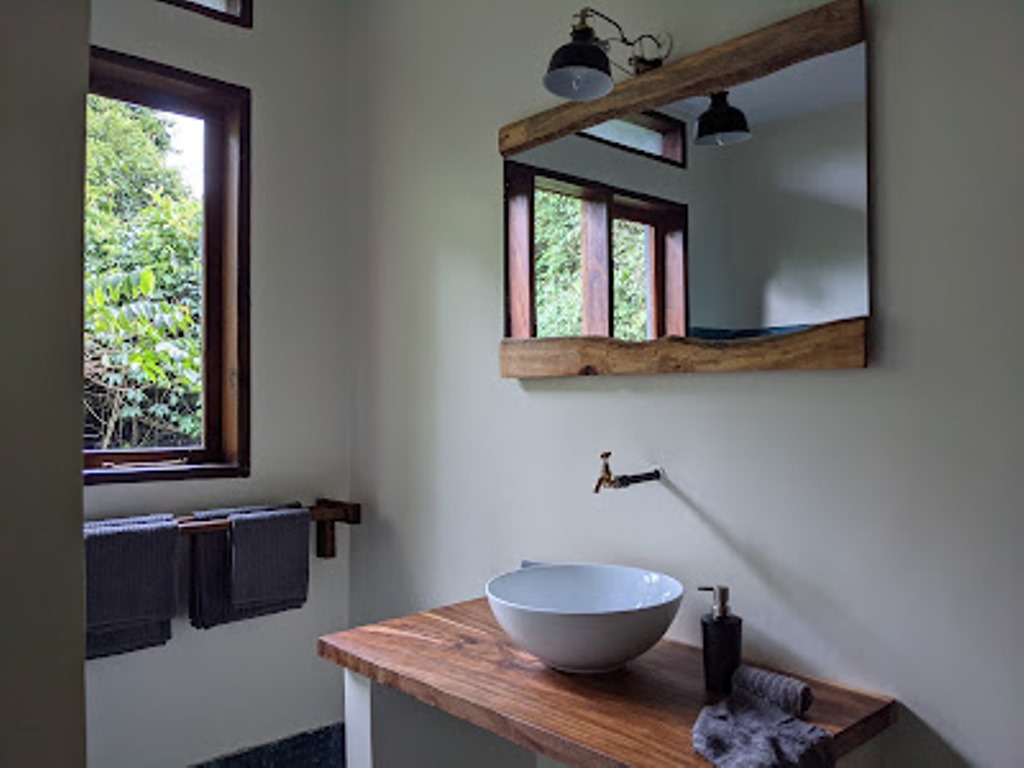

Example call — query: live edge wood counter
[318,599,895,768]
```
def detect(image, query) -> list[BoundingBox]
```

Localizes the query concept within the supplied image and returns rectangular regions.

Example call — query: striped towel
[84,515,178,659]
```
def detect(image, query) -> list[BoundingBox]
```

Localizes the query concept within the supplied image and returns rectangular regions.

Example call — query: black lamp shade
[543,27,613,101]
[694,91,751,146]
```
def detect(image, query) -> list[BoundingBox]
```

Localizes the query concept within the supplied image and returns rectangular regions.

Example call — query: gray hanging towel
[85,516,178,659]
[189,504,306,629]
[85,513,175,529]
[87,621,175,660]
[229,507,310,609]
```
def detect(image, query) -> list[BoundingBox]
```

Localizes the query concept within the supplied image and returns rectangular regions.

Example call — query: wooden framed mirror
[498,0,868,378]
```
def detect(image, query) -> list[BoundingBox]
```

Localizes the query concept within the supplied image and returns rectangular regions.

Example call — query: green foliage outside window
[84,95,203,450]
[612,219,649,341]
[534,189,583,338]
[534,187,650,340]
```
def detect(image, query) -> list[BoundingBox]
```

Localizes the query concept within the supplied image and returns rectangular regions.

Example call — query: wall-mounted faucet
[593,451,662,493]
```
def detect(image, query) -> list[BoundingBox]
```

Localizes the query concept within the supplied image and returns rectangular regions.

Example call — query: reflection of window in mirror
[505,162,687,342]
[612,215,651,341]
[156,0,253,27]
[578,111,686,168]
[534,188,583,338]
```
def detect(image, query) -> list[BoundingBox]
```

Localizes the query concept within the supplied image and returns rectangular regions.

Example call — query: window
[156,0,253,28]
[578,111,686,168]
[84,47,250,484]
[505,162,687,342]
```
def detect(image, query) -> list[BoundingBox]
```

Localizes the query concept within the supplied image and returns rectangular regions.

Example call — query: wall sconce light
[544,8,671,101]
[694,91,752,146]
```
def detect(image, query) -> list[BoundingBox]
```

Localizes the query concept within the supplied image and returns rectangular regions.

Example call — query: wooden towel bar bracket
[310,498,361,558]
[175,497,361,559]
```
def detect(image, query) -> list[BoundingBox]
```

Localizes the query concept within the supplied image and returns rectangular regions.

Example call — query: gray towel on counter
[693,689,834,768]
[84,516,178,659]
[189,504,307,629]
[733,665,814,718]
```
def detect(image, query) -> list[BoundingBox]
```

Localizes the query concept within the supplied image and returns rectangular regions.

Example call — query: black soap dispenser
[699,585,742,694]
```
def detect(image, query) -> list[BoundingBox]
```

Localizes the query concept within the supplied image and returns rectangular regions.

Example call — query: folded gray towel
[84,517,178,659]
[190,512,280,629]
[86,620,173,659]
[84,513,175,529]
[693,689,835,768]
[192,505,279,521]
[229,507,310,609]
[733,665,814,718]
[189,504,307,629]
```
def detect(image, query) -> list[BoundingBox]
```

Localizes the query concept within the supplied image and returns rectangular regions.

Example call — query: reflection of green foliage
[613,219,648,341]
[535,189,583,337]
[533,188,650,340]
[84,95,203,450]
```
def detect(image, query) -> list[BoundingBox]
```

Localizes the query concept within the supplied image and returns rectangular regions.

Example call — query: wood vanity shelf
[319,598,895,767]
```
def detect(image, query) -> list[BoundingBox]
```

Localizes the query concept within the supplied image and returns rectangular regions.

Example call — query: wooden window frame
[156,0,253,28]
[84,47,251,485]
[578,111,687,168]
[504,161,688,342]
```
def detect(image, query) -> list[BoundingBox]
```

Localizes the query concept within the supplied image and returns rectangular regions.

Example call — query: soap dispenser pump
[699,585,742,694]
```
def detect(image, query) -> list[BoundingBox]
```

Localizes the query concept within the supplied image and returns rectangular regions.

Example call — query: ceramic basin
[485,563,684,674]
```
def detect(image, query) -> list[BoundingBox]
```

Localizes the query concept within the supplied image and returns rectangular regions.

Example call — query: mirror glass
[510,43,867,341]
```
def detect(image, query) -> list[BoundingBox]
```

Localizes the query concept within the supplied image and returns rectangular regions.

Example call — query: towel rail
[172,498,360,559]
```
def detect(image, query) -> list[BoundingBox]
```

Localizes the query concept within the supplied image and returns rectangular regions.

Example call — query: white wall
[351,1,1024,767]
[83,1,359,765]
[727,102,868,328]
[0,2,89,765]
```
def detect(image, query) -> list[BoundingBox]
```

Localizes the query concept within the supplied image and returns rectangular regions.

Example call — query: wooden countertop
[318,598,896,767]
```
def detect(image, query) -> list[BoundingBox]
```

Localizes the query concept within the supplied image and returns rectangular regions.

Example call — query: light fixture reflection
[694,91,751,147]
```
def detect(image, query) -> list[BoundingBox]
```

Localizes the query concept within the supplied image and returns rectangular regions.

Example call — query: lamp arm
[631,32,668,51]
[579,8,671,58]
[579,7,627,42]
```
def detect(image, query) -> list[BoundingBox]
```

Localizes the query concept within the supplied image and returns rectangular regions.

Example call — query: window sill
[499,316,867,378]
[83,460,249,486]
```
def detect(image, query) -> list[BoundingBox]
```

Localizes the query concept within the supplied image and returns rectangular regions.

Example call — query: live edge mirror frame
[498,0,868,379]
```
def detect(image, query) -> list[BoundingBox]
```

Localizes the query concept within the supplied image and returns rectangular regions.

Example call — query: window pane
[172,0,242,15]
[83,94,204,450]
[534,189,583,337]
[196,0,240,13]
[613,219,650,341]
[581,119,664,156]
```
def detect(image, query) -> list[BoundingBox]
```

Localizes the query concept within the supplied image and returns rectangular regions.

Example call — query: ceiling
[660,44,865,127]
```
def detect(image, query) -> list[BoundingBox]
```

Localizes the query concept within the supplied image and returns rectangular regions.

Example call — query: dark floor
[194,723,344,767]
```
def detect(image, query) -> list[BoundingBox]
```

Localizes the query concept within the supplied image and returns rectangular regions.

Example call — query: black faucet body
[613,469,662,488]
[594,452,662,493]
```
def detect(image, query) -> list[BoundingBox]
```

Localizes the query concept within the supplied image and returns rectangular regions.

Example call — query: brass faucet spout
[593,451,661,493]
[594,451,616,494]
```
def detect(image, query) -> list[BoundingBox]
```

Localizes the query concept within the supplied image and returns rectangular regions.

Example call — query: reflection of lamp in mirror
[544,8,670,101]
[694,91,752,146]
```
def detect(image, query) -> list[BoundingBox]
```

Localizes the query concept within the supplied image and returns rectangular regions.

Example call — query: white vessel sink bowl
[485,563,684,674]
